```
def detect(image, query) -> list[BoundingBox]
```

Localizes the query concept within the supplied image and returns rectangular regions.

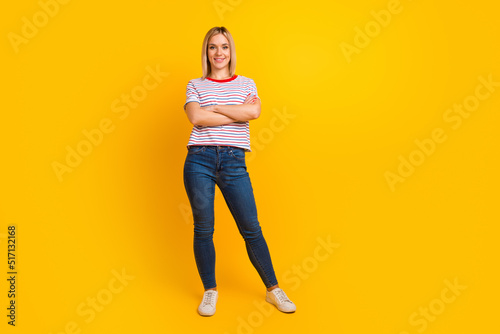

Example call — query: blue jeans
[183,145,279,290]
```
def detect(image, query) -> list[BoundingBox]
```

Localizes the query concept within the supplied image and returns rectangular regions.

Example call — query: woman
[183,26,296,316]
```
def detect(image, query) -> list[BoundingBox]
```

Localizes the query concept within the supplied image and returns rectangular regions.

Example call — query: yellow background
[1,0,499,333]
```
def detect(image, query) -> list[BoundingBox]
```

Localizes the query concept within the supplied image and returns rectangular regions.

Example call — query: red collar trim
[206,74,238,82]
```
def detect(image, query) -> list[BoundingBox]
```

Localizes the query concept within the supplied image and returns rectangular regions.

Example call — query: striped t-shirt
[183,74,259,151]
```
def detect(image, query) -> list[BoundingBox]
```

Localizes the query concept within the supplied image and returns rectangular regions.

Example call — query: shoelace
[273,289,291,304]
[202,291,217,306]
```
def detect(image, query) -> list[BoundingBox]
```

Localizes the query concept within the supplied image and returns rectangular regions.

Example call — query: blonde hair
[201,26,236,80]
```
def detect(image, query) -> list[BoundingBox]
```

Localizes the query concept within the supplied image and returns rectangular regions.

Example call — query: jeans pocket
[187,146,205,154]
[229,147,246,161]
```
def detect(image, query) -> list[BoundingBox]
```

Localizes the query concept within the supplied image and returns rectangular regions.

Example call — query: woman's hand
[223,94,257,122]
[202,94,256,114]
[243,93,257,104]
[204,94,256,113]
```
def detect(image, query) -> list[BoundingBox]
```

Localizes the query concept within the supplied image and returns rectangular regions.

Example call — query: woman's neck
[209,69,231,80]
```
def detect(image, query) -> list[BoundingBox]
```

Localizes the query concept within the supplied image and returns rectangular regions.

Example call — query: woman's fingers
[244,94,256,104]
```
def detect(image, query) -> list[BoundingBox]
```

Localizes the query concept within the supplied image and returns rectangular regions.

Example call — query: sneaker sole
[198,308,216,316]
[265,296,296,313]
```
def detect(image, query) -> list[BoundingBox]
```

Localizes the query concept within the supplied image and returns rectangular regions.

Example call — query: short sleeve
[184,80,200,110]
[249,79,260,99]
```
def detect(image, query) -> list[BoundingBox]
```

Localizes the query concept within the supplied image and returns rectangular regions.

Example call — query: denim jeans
[183,145,279,290]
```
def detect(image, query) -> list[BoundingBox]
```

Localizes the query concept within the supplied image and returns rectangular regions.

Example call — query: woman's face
[207,34,230,72]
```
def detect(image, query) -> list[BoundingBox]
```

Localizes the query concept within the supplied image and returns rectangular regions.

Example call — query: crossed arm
[184,94,261,127]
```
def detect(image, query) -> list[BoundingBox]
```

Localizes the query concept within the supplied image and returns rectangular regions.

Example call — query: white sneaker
[265,288,296,313]
[198,290,218,316]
